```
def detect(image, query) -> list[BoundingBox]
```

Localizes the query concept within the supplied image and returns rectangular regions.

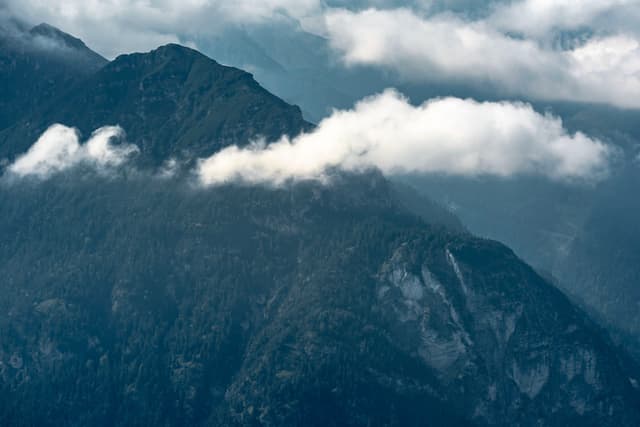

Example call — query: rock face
[0,174,638,426]
[405,163,640,362]
[372,237,638,425]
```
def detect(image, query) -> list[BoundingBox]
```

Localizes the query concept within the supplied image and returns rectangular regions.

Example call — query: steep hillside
[191,19,640,364]
[0,173,638,426]
[403,156,640,362]
[555,168,640,358]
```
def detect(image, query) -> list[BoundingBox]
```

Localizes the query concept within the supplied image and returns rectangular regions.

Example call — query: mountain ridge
[29,22,104,56]
[0,40,312,165]
[0,20,107,132]
[0,173,639,426]
[1,22,640,426]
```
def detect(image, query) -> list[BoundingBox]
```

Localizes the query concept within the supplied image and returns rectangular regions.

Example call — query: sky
[5,0,640,109]
[1,0,637,184]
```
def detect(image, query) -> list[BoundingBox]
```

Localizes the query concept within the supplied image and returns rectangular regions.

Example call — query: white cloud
[8,124,139,179]
[325,8,640,109]
[570,34,640,74]
[5,0,323,58]
[197,90,611,186]
[6,93,611,186]
[489,0,640,39]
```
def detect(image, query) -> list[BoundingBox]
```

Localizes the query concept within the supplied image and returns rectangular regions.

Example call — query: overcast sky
[4,1,640,110]
[2,1,636,184]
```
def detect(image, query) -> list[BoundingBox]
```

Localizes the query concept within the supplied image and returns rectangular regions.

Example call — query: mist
[325,8,640,109]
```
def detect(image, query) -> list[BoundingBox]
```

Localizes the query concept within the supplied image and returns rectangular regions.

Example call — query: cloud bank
[6,1,640,110]
[197,90,611,186]
[325,8,640,109]
[4,0,323,58]
[8,124,139,179]
[5,92,611,185]
[489,0,640,39]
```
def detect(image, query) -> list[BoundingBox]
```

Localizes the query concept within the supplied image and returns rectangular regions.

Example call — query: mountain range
[1,20,640,426]
[0,30,310,165]
[185,21,640,360]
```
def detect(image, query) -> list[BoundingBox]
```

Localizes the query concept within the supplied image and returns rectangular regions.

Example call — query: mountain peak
[1,40,311,164]
[29,23,90,51]
[154,42,203,56]
[24,22,107,70]
[113,43,227,73]
[0,20,107,131]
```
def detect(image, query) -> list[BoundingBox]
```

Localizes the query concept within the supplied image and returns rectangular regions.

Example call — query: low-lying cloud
[8,124,139,179]
[325,8,640,109]
[4,92,611,185]
[197,90,611,186]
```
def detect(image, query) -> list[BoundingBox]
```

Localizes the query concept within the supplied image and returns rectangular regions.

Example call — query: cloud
[6,1,640,109]
[489,0,640,40]
[6,92,611,186]
[8,124,139,179]
[4,0,323,58]
[324,8,640,109]
[197,90,611,186]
